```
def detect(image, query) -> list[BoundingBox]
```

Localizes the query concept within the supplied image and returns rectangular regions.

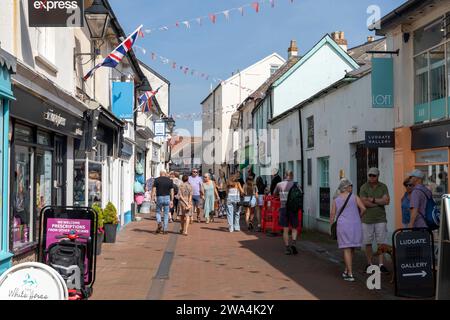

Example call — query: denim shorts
[192,195,201,206]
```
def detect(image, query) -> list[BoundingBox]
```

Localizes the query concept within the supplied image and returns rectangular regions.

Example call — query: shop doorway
[356,144,379,195]
[53,136,66,206]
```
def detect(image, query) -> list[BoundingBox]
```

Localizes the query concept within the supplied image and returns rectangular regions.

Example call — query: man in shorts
[273,171,299,255]
[360,167,390,274]
[188,168,203,223]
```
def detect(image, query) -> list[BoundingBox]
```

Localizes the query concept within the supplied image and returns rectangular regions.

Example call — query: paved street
[92,213,397,300]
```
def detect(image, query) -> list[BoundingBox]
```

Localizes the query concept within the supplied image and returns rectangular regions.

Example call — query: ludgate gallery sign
[28,0,84,27]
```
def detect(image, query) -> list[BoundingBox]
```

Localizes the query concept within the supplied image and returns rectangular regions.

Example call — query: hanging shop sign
[372,57,394,108]
[0,262,68,300]
[112,82,135,120]
[365,131,395,148]
[154,121,166,137]
[393,228,435,298]
[28,0,84,27]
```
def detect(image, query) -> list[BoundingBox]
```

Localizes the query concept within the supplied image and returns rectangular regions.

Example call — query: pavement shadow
[200,226,230,233]
[237,221,397,300]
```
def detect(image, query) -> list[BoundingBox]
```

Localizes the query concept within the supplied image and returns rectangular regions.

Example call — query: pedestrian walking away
[226,176,244,232]
[330,178,366,282]
[152,170,174,234]
[201,173,219,224]
[255,176,267,232]
[170,171,182,222]
[408,169,432,229]
[401,177,413,229]
[189,168,203,223]
[273,171,301,255]
[178,175,193,236]
[359,167,390,274]
[270,168,282,195]
[243,176,258,231]
[216,170,228,218]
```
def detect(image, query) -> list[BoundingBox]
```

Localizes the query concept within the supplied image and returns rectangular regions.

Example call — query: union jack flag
[138,85,163,113]
[83,25,143,81]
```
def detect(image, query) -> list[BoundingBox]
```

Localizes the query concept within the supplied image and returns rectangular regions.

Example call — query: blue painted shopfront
[0,48,16,275]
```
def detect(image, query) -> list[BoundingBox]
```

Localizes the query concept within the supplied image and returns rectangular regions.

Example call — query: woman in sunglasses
[401,178,413,229]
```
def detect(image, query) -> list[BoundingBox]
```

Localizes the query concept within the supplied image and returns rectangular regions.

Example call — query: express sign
[28,0,84,27]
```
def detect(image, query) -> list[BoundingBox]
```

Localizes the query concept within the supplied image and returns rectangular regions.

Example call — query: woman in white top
[226,175,244,232]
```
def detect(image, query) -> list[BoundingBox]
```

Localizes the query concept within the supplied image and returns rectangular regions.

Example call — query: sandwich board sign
[0,262,68,300]
[393,228,435,298]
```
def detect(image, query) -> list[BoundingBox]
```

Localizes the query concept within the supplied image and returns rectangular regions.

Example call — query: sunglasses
[368,174,378,178]
[406,184,414,187]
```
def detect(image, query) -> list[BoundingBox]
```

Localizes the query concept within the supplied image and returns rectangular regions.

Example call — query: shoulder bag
[330,193,352,240]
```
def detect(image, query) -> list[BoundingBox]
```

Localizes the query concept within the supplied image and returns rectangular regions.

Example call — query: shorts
[192,195,201,207]
[218,191,227,200]
[257,194,264,207]
[362,223,387,245]
[279,207,299,229]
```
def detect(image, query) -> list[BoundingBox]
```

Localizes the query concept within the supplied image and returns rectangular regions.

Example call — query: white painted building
[269,37,397,239]
[201,53,285,176]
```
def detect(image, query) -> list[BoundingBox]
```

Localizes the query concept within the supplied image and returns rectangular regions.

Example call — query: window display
[74,161,86,206]
[36,151,52,215]
[88,163,102,207]
[12,146,33,249]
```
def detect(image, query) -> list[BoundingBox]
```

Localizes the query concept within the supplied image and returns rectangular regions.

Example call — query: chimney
[288,40,298,59]
[331,31,348,52]
[367,36,375,43]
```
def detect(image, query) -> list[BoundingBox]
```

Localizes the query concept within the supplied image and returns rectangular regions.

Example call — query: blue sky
[109,0,406,133]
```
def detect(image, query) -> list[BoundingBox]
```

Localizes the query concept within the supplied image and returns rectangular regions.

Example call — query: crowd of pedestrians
[147,165,438,284]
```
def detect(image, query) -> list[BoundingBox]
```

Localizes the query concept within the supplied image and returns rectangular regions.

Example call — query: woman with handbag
[243,177,258,231]
[201,173,220,224]
[330,178,366,282]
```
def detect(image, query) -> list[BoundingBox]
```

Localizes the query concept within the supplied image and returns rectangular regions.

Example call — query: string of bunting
[142,0,295,36]
[135,46,255,93]
[172,103,243,121]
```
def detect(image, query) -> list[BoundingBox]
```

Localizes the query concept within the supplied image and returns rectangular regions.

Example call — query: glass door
[12,145,33,250]
[36,150,52,215]
[54,136,66,206]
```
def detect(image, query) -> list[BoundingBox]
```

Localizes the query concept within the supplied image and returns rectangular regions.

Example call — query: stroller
[39,207,97,300]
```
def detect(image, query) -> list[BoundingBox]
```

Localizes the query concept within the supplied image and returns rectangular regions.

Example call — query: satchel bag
[330,193,352,240]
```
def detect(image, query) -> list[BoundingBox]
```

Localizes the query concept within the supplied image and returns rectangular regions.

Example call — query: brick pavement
[91,213,399,300]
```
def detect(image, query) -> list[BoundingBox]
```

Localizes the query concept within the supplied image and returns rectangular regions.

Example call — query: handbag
[330,193,352,240]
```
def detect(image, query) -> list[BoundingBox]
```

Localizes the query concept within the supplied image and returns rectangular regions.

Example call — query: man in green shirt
[359,168,390,274]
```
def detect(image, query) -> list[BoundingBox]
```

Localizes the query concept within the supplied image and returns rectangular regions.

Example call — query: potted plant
[92,203,104,255]
[103,202,119,243]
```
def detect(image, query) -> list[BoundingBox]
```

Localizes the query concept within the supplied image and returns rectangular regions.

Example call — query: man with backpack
[409,169,435,229]
[273,171,303,255]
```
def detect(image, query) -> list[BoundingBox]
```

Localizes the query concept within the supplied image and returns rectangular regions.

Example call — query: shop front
[0,48,16,274]
[73,108,124,209]
[10,86,84,258]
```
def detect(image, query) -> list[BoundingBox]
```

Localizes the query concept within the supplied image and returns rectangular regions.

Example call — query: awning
[0,48,17,74]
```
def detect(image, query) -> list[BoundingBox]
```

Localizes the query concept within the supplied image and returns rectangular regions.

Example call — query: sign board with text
[365,131,395,148]
[393,229,435,298]
[28,0,84,27]
[372,57,394,108]
[154,121,166,137]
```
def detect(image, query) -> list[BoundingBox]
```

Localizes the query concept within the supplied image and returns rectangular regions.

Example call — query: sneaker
[342,271,348,279]
[291,245,298,255]
[285,246,293,255]
[379,265,390,274]
[343,274,355,282]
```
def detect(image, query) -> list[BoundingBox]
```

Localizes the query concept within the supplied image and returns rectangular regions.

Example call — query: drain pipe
[298,108,305,229]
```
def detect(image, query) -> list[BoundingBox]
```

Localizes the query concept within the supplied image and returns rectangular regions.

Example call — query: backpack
[417,189,440,231]
[286,182,303,214]
[47,240,86,290]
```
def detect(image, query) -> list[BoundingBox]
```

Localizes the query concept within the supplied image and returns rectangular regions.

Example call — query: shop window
[74,161,86,207]
[36,151,52,215]
[12,146,33,250]
[37,131,52,146]
[37,27,56,64]
[415,149,448,203]
[14,124,33,143]
[88,163,102,207]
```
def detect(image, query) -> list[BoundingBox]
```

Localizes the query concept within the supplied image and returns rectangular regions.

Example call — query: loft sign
[44,110,67,127]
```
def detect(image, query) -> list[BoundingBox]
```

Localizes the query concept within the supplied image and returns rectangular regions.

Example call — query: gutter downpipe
[298,107,305,229]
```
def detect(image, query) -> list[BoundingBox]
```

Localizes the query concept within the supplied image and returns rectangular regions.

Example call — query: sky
[109,0,406,133]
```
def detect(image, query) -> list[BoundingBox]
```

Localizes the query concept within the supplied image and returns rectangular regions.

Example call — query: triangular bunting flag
[252,2,260,13]
[209,13,217,24]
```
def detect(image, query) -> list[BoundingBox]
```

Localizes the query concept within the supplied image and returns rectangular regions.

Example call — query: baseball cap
[368,167,380,176]
[408,169,425,179]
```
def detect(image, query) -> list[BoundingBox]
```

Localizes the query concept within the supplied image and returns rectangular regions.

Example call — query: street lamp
[165,116,176,132]
[84,0,111,40]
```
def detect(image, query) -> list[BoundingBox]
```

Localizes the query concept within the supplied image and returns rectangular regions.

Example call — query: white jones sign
[0,262,68,300]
